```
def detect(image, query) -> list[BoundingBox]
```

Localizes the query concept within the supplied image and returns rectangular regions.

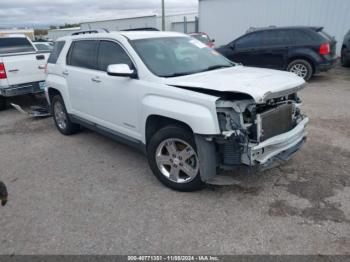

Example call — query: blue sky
[0,0,198,28]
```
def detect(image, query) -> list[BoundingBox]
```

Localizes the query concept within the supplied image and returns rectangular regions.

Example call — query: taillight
[0,63,7,79]
[319,43,330,55]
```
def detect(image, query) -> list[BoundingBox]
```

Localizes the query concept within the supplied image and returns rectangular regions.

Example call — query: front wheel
[147,125,204,192]
[287,59,313,81]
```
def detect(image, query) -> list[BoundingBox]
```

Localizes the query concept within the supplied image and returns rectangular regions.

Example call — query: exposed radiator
[258,103,294,142]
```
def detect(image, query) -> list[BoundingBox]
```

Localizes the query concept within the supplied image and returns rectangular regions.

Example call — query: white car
[0,34,50,110]
[46,30,309,191]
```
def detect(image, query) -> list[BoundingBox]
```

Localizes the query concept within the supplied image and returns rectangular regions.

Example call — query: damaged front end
[214,93,308,170]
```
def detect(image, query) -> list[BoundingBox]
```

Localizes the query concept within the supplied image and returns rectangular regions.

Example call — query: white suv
[46,30,309,191]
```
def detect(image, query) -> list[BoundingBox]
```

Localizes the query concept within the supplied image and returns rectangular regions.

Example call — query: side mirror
[229,42,236,50]
[212,39,215,43]
[107,64,135,77]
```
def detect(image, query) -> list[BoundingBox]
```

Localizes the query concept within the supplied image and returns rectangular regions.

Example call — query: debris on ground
[10,103,51,118]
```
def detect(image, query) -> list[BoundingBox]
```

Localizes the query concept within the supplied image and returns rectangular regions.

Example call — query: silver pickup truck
[0,34,50,111]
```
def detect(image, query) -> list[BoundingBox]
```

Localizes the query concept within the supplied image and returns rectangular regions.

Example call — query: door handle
[91,76,101,83]
[62,70,69,76]
[38,65,46,70]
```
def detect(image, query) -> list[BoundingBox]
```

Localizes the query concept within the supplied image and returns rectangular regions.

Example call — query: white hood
[165,66,306,103]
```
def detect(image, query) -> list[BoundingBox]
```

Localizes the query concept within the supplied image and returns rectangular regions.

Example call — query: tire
[147,125,204,192]
[0,96,6,111]
[341,48,350,67]
[287,59,313,81]
[52,95,80,135]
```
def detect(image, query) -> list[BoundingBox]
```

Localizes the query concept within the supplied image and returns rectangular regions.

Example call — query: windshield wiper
[162,65,233,78]
[162,71,198,78]
[201,65,233,72]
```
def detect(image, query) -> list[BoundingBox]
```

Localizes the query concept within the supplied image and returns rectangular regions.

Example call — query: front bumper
[0,81,45,97]
[243,117,309,166]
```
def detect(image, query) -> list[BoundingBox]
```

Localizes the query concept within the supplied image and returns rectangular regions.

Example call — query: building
[47,27,81,41]
[199,0,350,54]
[0,28,35,40]
[80,13,198,33]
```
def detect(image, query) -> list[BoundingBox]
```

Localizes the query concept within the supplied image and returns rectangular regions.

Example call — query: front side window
[0,37,36,54]
[97,41,133,71]
[132,37,233,77]
[235,32,262,49]
[67,40,98,70]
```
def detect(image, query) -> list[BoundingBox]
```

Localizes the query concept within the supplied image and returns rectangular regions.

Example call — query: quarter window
[97,41,133,71]
[67,40,98,70]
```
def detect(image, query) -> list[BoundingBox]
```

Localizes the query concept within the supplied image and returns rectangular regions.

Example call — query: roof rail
[246,26,277,33]
[72,28,109,36]
[121,27,159,32]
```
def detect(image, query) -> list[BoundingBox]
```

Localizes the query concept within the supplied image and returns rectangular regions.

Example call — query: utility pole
[161,0,165,31]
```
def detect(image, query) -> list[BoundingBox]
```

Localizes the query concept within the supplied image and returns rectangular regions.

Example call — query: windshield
[131,37,233,77]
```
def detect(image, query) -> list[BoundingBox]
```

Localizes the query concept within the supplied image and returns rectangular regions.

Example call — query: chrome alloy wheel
[289,63,308,79]
[155,138,199,184]
[54,101,67,130]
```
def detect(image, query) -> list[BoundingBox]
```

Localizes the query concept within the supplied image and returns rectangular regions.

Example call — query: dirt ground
[0,65,349,255]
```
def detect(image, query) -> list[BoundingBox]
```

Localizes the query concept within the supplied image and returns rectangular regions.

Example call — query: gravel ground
[0,65,349,255]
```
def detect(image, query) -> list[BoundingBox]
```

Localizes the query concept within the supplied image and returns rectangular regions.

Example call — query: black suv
[341,29,350,67]
[217,26,337,81]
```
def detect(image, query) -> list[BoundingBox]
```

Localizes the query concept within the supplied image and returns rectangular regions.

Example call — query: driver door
[91,40,141,140]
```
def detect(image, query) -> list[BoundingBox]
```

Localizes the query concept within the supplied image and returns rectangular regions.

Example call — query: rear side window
[97,41,133,71]
[67,40,98,70]
[235,32,262,49]
[261,30,293,46]
[290,30,319,44]
[48,41,65,64]
[0,37,35,54]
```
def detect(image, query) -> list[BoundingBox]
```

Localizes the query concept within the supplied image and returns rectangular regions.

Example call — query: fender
[288,48,320,66]
[46,74,71,111]
[141,94,220,143]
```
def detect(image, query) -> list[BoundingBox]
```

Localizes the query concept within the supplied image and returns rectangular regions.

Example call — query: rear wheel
[287,59,313,81]
[52,95,80,135]
[341,48,350,67]
[0,96,6,111]
[147,125,204,192]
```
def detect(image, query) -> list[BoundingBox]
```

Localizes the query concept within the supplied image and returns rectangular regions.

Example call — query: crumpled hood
[165,66,306,103]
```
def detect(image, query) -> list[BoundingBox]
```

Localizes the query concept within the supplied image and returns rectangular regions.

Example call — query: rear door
[0,37,48,86]
[65,40,99,119]
[254,30,291,69]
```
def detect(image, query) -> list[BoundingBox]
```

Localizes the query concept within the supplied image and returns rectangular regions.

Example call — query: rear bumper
[317,57,337,73]
[0,81,45,97]
[243,117,309,166]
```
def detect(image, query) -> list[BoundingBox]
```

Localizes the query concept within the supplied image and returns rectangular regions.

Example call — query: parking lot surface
[0,65,349,255]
